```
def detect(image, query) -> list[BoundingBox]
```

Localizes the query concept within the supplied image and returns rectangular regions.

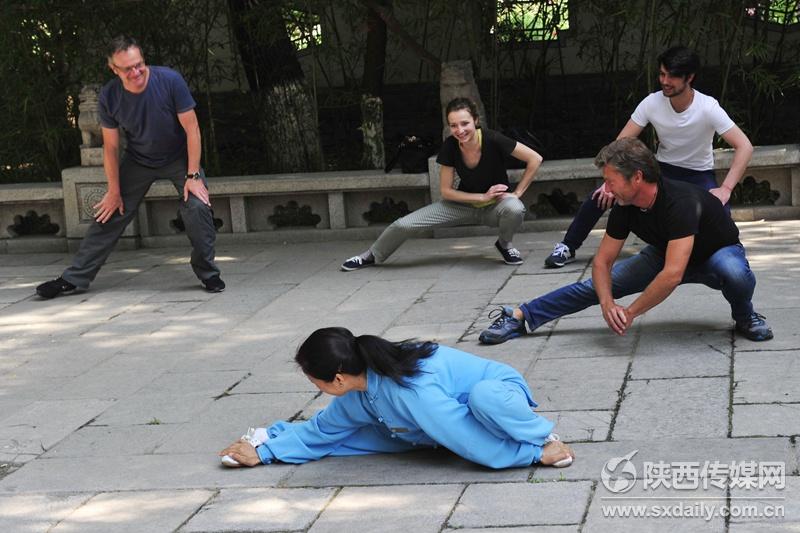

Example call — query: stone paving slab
[613,377,729,440]
[729,476,799,525]
[51,489,213,533]
[0,224,797,531]
[282,448,530,487]
[42,424,180,458]
[91,392,216,426]
[0,492,92,533]
[383,321,473,346]
[732,404,800,437]
[182,487,335,532]
[733,351,800,403]
[0,399,116,455]
[583,483,726,532]
[0,453,293,492]
[155,392,314,454]
[530,437,794,482]
[442,525,580,533]
[394,289,496,326]
[538,410,613,442]
[735,310,800,351]
[450,481,592,528]
[492,273,586,305]
[308,483,463,533]
[526,356,629,411]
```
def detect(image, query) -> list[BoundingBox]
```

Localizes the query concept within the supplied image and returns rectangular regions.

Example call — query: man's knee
[709,247,755,287]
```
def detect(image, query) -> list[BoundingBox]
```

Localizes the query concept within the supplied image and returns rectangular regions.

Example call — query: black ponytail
[295,327,438,385]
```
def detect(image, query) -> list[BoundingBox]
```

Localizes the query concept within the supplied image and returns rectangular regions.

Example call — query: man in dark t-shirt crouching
[479,137,773,344]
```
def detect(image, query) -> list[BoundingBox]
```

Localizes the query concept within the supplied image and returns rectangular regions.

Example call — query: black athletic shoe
[494,241,523,265]
[341,255,375,271]
[202,275,226,293]
[35,277,76,299]
[544,242,575,268]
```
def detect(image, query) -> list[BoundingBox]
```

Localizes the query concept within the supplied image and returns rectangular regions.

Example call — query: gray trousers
[62,157,219,289]
[370,197,525,263]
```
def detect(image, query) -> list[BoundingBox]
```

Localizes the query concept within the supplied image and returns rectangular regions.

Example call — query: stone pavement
[0,220,798,532]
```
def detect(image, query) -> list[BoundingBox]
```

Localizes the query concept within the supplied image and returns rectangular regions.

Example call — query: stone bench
[1,144,798,252]
[59,166,431,250]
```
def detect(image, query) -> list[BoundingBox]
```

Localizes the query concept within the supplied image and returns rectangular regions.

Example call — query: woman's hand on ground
[218,441,261,467]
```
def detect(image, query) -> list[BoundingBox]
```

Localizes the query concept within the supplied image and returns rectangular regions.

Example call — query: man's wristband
[186,172,201,180]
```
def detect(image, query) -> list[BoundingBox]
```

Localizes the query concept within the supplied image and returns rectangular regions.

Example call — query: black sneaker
[202,275,226,293]
[35,277,76,299]
[544,242,575,268]
[495,241,523,265]
[341,255,375,271]
[735,312,773,341]
[479,306,527,344]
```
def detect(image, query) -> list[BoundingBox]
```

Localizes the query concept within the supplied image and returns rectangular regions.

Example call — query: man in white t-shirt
[545,46,753,268]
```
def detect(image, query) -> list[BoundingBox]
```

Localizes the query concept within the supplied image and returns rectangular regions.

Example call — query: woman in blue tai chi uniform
[219,327,574,470]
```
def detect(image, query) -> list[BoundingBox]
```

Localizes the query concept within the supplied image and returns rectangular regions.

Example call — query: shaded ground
[0,221,798,532]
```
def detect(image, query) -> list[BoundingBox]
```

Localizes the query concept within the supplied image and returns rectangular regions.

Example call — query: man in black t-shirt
[480,137,773,344]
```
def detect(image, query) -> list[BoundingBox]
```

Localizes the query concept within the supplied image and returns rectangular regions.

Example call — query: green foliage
[0,0,239,182]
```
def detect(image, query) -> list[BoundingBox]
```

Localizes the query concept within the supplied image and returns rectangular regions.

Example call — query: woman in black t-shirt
[341,97,543,271]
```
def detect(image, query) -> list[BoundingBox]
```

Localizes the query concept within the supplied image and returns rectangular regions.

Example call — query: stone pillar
[229,196,248,233]
[427,156,441,203]
[328,192,346,229]
[77,84,104,167]
[63,84,138,249]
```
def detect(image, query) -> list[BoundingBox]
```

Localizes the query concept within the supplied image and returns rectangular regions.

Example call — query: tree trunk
[227,0,324,172]
[362,0,389,98]
[360,95,385,169]
[439,60,487,137]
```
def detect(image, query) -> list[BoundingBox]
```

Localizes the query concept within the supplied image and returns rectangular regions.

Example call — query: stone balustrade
[1,144,798,253]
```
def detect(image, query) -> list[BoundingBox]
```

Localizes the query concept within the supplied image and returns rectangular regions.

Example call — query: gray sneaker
[544,242,575,268]
[735,312,773,341]
[479,306,526,344]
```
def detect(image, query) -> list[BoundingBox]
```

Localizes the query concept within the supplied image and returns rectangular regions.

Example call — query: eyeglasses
[113,61,145,75]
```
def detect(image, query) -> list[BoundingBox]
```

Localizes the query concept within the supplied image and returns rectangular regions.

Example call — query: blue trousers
[563,162,725,252]
[305,380,554,463]
[520,243,756,331]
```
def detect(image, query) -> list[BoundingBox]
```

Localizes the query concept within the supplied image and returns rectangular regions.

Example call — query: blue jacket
[256,345,551,469]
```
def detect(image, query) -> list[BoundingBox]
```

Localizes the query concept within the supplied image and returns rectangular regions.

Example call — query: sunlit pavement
[0,221,798,532]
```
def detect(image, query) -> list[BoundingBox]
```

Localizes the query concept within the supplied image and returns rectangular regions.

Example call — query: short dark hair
[107,35,143,59]
[445,97,479,122]
[657,46,699,81]
[594,137,660,183]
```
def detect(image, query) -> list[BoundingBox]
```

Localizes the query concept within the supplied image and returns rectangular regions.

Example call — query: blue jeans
[562,162,725,252]
[520,243,755,330]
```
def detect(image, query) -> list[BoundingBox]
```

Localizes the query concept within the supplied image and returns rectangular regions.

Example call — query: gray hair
[107,35,143,59]
[594,137,660,183]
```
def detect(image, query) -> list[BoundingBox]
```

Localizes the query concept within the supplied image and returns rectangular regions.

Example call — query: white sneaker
[221,427,269,467]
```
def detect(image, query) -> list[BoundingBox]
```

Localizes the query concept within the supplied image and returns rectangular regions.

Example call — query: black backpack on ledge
[385,135,436,173]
